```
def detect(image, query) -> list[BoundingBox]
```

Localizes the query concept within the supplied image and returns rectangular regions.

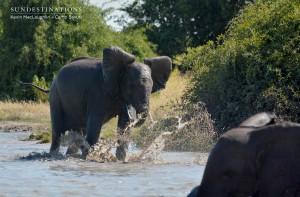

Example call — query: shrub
[175,0,300,133]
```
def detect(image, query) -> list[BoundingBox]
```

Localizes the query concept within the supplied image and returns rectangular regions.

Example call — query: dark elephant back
[69,56,101,63]
[51,58,105,126]
[55,58,103,97]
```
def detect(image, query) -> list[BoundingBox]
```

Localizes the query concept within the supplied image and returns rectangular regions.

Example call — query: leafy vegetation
[175,0,300,133]
[123,0,251,57]
[0,0,156,100]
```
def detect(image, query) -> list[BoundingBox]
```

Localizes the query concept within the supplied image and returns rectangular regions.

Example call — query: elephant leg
[85,114,103,158]
[116,129,130,161]
[116,105,131,161]
[49,99,65,156]
[50,90,66,156]
[50,131,63,156]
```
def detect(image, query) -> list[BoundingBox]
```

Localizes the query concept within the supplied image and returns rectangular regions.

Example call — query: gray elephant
[24,46,172,161]
[188,112,300,197]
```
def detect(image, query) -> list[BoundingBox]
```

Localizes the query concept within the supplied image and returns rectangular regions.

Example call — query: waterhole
[0,131,206,196]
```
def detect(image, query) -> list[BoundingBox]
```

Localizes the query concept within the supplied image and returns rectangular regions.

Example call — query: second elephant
[188,112,300,197]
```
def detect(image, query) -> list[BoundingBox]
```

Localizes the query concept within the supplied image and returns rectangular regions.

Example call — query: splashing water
[129,132,173,162]
[86,139,117,162]
[58,129,174,163]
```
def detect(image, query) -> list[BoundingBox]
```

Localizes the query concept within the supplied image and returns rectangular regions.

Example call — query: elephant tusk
[125,104,133,120]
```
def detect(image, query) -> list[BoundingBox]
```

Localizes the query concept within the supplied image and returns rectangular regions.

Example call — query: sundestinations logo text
[10,6,82,20]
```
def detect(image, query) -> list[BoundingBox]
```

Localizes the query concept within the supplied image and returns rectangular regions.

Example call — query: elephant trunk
[134,102,149,127]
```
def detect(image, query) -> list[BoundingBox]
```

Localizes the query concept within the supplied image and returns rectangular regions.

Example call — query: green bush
[175,0,300,133]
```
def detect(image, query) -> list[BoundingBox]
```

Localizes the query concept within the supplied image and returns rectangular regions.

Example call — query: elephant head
[121,57,172,127]
[102,46,172,127]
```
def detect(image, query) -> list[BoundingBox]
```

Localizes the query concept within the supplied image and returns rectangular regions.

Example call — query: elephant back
[239,112,275,128]
[69,56,101,63]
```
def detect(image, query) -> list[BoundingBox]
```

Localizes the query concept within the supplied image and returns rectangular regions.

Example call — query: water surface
[0,132,205,197]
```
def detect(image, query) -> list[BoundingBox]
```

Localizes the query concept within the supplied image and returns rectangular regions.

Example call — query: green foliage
[0,9,3,38]
[123,0,251,57]
[176,0,300,133]
[0,0,156,100]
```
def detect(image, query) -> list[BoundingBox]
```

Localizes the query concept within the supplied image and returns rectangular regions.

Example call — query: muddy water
[0,132,205,197]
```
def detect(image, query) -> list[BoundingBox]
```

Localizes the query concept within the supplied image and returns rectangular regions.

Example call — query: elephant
[188,112,300,197]
[23,46,172,161]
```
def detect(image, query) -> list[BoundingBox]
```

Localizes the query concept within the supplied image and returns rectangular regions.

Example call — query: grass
[149,69,189,118]
[0,101,51,143]
[0,101,50,124]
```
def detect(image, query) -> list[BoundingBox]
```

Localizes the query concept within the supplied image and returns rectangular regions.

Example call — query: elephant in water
[188,112,300,197]
[30,46,172,161]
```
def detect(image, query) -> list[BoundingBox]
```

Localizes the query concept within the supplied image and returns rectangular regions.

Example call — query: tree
[0,0,156,100]
[123,0,250,57]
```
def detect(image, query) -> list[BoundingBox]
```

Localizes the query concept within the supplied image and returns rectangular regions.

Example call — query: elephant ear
[102,46,135,98]
[144,56,172,93]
